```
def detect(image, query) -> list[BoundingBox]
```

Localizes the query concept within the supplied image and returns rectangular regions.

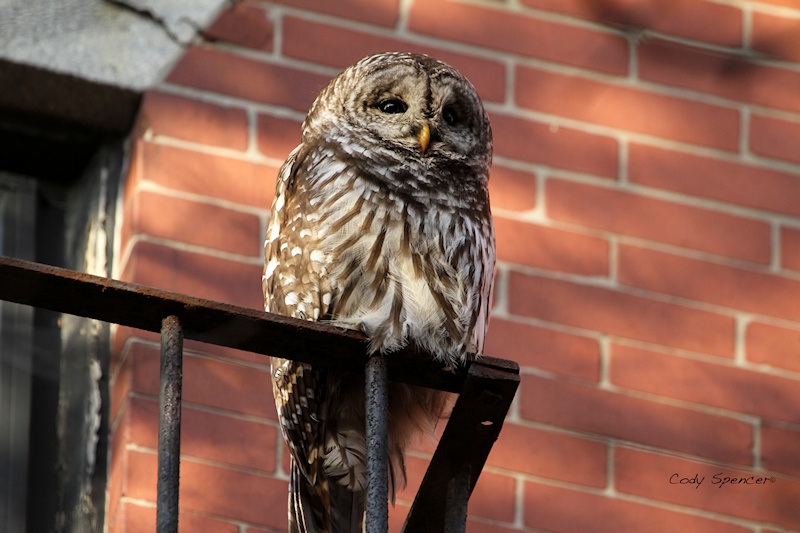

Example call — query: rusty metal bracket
[403,358,519,532]
[0,256,520,533]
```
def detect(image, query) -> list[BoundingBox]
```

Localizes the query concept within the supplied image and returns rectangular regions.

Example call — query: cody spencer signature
[670,473,777,489]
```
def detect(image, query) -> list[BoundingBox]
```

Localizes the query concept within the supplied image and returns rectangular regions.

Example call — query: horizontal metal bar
[0,256,519,393]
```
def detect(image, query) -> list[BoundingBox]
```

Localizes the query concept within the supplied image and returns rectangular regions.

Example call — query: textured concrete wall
[0,0,226,90]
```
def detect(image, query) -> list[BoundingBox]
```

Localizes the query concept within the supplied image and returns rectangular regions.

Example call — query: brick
[256,113,302,161]
[120,240,263,309]
[167,46,331,112]
[487,422,606,487]
[267,0,399,26]
[494,216,609,276]
[638,39,800,114]
[520,0,742,47]
[490,113,618,178]
[128,190,262,257]
[123,135,145,201]
[139,142,278,208]
[107,406,130,530]
[119,502,239,533]
[488,165,537,212]
[110,346,132,425]
[108,509,120,533]
[139,91,249,150]
[130,343,276,419]
[520,375,753,464]
[395,454,431,503]
[746,322,800,373]
[126,450,288,529]
[782,226,800,272]
[466,521,522,533]
[761,422,800,479]
[615,446,800,529]
[409,0,629,75]
[507,272,736,357]
[467,470,517,523]
[484,318,601,381]
[111,320,136,375]
[628,142,800,218]
[119,198,136,261]
[610,343,800,423]
[523,481,751,533]
[128,397,277,472]
[516,66,740,151]
[618,245,800,323]
[206,2,273,51]
[281,16,506,103]
[750,113,800,166]
[750,0,800,7]
[546,179,772,263]
[389,502,410,533]
[752,11,800,64]
[396,455,517,523]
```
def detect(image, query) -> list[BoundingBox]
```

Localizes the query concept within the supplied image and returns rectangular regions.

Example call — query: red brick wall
[109,1,800,531]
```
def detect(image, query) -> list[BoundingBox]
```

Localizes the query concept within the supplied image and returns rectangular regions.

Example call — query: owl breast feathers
[262,52,495,533]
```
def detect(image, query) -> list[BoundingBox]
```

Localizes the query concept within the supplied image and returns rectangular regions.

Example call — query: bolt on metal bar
[157,315,184,533]
[364,353,389,533]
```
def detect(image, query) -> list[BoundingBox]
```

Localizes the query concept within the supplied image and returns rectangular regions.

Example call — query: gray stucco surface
[0,0,227,90]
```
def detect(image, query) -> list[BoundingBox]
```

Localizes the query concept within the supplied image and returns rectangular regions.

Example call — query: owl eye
[442,105,460,126]
[377,98,407,114]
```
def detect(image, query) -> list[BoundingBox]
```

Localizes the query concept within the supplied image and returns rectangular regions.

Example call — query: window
[0,173,36,533]
[0,111,127,531]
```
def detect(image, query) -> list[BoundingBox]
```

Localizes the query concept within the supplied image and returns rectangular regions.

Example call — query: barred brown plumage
[262,52,495,533]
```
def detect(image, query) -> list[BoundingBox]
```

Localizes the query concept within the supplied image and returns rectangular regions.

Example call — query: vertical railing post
[364,354,389,533]
[157,315,183,533]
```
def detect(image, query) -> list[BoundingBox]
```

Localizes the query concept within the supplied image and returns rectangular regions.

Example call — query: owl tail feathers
[329,480,365,533]
[288,462,364,533]
[289,463,328,533]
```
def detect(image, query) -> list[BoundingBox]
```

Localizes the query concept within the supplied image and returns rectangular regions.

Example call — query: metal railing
[0,255,519,532]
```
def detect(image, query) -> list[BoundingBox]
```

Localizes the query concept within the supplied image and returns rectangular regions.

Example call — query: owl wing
[467,217,496,355]
[264,144,332,321]
[263,145,336,531]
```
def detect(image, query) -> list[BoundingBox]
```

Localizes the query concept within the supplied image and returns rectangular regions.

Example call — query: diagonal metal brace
[403,357,520,532]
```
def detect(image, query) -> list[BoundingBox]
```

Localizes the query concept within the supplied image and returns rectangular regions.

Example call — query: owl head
[302,52,492,203]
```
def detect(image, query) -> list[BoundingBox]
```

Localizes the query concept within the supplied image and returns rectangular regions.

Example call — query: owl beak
[418,123,431,153]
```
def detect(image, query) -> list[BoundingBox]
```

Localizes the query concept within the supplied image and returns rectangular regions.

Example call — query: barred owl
[263,52,495,533]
